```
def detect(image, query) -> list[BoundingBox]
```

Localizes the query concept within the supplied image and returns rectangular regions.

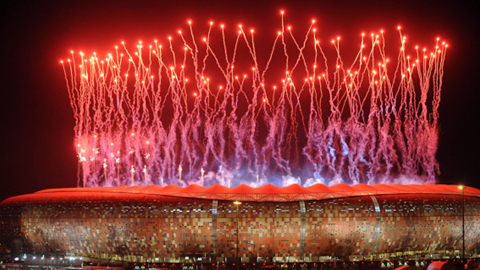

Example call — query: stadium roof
[2,184,480,203]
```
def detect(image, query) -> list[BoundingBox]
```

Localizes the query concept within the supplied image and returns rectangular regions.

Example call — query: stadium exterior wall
[0,184,479,264]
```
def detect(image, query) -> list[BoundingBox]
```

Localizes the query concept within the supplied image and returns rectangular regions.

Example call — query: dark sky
[1,0,479,202]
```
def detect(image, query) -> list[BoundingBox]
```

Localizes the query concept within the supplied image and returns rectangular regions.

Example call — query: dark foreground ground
[1,258,479,270]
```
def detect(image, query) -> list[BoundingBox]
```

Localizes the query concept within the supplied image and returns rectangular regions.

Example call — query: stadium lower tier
[0,184,479,264]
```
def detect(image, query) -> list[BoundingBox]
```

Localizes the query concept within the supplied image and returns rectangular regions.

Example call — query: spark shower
[61,14,448,188]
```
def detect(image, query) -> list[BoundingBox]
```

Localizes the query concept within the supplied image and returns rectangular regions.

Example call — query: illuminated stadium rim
[6,184,479,202]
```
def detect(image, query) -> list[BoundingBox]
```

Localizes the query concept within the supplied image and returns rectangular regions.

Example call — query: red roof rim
[11,184,479,203]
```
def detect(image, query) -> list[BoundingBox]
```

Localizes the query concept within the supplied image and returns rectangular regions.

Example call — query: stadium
[1,184,479,269]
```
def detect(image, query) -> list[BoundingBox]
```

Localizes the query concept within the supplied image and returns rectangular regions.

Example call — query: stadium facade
[1,184,479,266]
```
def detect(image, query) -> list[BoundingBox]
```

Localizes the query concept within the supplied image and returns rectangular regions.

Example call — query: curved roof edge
[2,184,480,204]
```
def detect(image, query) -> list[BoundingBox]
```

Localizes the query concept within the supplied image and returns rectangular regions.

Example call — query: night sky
[1,0,479,202]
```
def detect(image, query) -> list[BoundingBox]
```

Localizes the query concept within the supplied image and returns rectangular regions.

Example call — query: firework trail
[61,15,447,187]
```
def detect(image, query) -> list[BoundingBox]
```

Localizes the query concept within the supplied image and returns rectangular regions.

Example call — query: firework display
[61,14,448,187]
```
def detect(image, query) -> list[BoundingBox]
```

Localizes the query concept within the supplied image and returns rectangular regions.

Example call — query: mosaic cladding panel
[0,193,479,262]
